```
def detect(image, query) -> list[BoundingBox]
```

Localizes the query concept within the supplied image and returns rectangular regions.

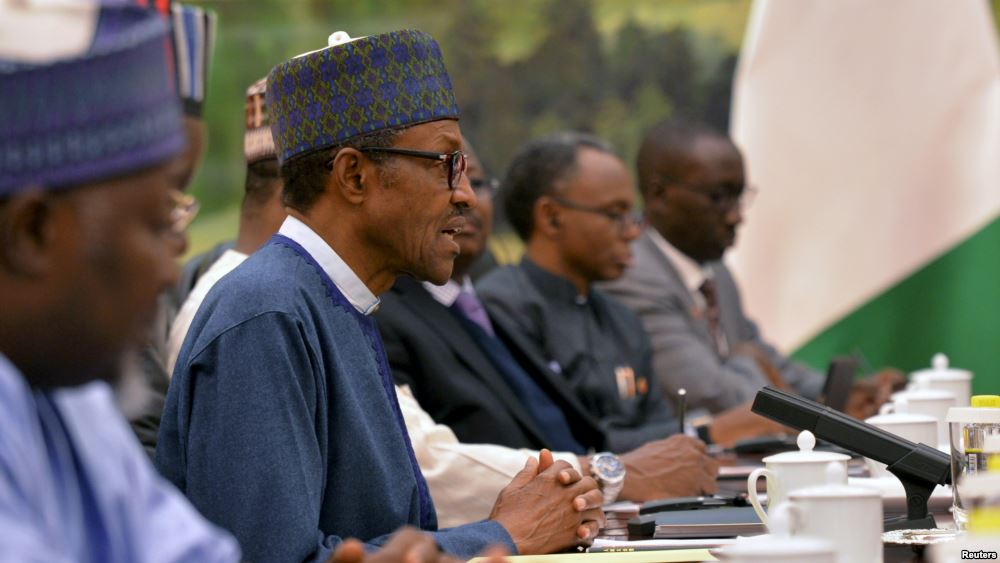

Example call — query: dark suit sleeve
[128,294,177,460]
[715,267,824,400]
[734,314,824,400]
[377,315,418,390]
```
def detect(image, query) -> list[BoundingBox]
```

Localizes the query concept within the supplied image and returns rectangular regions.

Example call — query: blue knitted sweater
[157,237,513,562]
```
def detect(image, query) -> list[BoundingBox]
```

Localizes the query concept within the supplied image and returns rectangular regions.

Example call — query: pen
[677,388,687,432]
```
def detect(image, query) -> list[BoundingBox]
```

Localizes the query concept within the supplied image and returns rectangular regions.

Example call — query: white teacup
[713,539,836,563]
[864,411,938,478]
[910,353,972,408]
[781,463,884,563]
[887,388,956,447]
[714,505,836,563]
[747,431,849,525]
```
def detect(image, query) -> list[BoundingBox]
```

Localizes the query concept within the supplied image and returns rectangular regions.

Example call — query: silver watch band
[600,476,624,505]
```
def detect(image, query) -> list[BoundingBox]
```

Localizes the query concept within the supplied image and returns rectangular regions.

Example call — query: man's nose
[623,217,642,242]
[451,172,477,210]
[724,203,742,226]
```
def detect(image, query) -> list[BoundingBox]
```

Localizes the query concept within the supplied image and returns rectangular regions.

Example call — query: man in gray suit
[601,119,900,416]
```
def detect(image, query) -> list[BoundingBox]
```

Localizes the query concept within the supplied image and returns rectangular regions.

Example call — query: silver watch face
[593,453,625,481]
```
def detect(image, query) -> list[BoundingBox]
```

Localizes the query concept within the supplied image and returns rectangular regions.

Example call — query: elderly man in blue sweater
[157,30,603,563]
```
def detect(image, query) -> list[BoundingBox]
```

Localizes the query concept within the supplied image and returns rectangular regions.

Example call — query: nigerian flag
[729,0,1000,394]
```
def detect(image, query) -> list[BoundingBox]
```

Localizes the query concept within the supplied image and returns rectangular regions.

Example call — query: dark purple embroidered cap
[0,5,185,196]
[266,30,460,165]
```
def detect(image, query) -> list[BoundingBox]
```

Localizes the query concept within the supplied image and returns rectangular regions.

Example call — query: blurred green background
[184,0,1000,259]
[184,0,753,256]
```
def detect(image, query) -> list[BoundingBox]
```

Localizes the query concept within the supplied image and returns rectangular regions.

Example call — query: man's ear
[327,147,373,206]
[0,189,59,278]
[534,197,562,238]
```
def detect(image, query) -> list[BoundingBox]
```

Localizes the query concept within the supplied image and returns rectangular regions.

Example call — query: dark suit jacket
[377,277,605,452]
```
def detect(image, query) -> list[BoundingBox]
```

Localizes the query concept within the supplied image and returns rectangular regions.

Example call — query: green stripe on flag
[792,215,1000,395]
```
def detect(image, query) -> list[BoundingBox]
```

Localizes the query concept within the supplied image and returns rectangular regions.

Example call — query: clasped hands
[327,448,603,563]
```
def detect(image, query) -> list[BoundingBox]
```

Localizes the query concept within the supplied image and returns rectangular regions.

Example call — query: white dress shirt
[647,227,707,308]
[279,215,380,314]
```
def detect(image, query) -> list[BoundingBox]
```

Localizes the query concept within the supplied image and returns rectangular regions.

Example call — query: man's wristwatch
[589,452,626,505]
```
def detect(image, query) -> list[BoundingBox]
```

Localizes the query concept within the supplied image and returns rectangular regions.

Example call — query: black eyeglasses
[662,179,757,212]
[469,176,500,195]
[358,147,468,191]
[550,196,642,234]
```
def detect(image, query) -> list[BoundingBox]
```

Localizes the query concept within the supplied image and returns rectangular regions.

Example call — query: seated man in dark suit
[600,119,902,416]
[475,132,787,448]
[378,140,719,506]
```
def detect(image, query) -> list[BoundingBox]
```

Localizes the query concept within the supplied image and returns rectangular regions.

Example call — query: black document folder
[627,506,766,539]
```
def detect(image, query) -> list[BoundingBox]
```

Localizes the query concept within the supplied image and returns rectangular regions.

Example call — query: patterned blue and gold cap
[0,5,184,196]
[267,30,460,165]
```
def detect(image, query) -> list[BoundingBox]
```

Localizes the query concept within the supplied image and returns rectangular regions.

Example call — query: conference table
[592,450,957,562]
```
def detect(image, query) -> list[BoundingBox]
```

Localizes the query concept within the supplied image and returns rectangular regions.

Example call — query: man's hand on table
[614,435,719,501]
[707,402,794,448]
[488,449,605,554]
[846,369,905,419]
[326,527,508,563]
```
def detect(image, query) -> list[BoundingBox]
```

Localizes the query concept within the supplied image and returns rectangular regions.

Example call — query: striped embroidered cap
[266,30,460,165]
[0,5,185,196]
[244,77,276,164]
[169,3,216,116]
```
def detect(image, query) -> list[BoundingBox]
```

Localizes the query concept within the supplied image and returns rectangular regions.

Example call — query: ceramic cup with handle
[864,410,938,478]
[886,388,956,447]
[781,462,884,563]
[746,430,850,525]
[714,504,836,563]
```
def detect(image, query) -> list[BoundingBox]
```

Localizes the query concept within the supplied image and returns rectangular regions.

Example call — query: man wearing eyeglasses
[475,132,790,449]
[157,32,604,563]
[600,118,902,417]
[474,132,687,454]
[379,136,728,520]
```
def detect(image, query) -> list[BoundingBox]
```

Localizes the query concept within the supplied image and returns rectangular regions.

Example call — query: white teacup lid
[911,353,972,382]
[890,388,956,402]
[789,462,881,499]
[866,411,937,425]
[761,431,850,464]
[946,406,1000,424]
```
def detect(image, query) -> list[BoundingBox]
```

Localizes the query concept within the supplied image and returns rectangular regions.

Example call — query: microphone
[752,386,950,530]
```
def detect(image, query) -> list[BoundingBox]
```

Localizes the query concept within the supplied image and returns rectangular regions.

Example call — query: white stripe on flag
[729,0,1000,351]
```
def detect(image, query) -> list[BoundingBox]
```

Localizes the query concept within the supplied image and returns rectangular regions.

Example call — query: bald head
[638,118,747,263]
[636,118,734,200]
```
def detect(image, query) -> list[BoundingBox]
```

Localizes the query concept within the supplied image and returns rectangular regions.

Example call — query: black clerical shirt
[477,258,680,453]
